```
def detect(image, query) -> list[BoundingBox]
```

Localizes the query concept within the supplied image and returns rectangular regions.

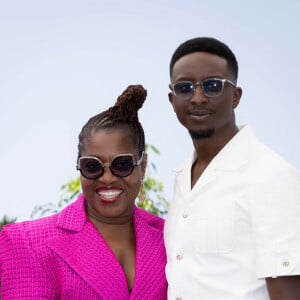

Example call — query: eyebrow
[173,74,227,82]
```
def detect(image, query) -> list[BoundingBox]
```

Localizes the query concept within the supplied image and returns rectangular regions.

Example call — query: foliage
[136,144,169,217]
[0,215,17,231]
[31,144,169,219]
[31,177,81,219]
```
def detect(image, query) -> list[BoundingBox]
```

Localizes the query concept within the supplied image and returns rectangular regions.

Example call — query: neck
[192,124,239,167]
[86,203,134,227]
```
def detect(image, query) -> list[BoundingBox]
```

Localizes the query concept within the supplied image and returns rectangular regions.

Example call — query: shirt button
[182,211,189,218]
[282,260,290,267]
[176,253,183,260]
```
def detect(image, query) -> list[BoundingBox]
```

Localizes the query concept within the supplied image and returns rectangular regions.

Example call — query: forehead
[83,129,137,158]
[171,52,230,82]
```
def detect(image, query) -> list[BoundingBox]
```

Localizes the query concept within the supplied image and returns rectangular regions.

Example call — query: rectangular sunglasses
[170,78,236,100]
[77,152,144,179]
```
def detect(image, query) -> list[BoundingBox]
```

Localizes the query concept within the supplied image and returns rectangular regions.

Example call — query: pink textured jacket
[0,194,167,299]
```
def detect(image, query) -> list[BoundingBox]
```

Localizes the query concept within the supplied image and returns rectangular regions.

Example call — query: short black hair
[170,37,239,80]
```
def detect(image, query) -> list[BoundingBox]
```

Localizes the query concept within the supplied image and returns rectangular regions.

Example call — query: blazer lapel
[47,195,129,298]
[47,196,166,298]
[130,208,166,298]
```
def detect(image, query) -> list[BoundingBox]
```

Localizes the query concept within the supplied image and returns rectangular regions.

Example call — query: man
[164,37,300,299]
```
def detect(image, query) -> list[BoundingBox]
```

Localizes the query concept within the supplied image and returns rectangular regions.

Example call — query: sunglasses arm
[136,151,144,165]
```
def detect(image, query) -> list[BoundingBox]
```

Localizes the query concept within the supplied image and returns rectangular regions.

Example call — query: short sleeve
[251,166,300,278]
[0,224,54,299]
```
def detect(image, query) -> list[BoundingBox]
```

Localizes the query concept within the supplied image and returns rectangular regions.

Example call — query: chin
[189,129,215,139]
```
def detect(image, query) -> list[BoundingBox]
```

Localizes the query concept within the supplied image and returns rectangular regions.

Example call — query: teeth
[96,190,122,198]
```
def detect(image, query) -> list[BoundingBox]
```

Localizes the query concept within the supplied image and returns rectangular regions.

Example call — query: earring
[139,179,147,203]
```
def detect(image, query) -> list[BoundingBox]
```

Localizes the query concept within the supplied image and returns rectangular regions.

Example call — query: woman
[0,85,167,299]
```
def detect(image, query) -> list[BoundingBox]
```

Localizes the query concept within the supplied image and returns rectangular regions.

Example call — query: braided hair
[78,85,147,160]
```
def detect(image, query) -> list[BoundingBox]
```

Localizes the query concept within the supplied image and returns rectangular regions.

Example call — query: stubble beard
[189,129,215,139]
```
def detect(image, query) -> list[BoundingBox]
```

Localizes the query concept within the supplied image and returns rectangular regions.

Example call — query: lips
[188,109,212,120]
[188,109,211,116]
[95,187,123,203]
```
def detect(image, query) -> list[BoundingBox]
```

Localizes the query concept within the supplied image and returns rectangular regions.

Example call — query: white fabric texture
[164,125,300,300]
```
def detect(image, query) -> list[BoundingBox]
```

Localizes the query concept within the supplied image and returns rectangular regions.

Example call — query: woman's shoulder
[1,195,86,240]
[134,207,165,231]
[0,213,59,241]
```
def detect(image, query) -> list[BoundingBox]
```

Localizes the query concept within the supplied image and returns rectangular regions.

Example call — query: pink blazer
[0,194,167,299]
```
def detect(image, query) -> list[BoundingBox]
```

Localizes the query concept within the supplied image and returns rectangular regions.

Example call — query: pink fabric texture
[0,194,167,299]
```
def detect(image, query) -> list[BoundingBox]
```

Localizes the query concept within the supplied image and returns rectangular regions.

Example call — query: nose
[190,85,209,105]
[97,165,118,183]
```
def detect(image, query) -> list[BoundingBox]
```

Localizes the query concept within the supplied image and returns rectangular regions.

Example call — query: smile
[96,190,122,198]
[95,188,123,203]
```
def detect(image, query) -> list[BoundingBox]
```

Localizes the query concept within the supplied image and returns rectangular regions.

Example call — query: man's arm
[266,276,300,300]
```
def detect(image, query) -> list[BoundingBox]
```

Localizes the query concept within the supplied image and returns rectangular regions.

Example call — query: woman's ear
[138,153,148,203]
[141,153,148,177]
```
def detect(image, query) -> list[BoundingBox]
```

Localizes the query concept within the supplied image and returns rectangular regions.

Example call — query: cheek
[128,181,142,201]
[216,94,233,115]
[173,101,185,112]
[125,172,143,196]
[173,102,187,121]
[128,175,142,188]
[80,177,94,195]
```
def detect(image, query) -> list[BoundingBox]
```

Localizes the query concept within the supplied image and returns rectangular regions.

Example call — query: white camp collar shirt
[164,125,300,300]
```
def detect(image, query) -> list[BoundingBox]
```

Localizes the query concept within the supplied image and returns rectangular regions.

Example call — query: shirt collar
[174,125,256,173]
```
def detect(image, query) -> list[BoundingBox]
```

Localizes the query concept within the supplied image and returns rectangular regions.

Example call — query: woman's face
[80,129,146,223]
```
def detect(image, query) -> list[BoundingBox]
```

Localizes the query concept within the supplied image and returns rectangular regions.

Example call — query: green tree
[0,215,17,231]
[136,144,169,217]
[31,144,169,219]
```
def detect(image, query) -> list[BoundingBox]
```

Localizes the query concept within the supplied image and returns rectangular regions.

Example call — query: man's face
[169,52,241,139]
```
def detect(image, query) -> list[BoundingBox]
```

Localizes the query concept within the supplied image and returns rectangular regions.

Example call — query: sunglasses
[77,151,144,179]
[170,78,236,100]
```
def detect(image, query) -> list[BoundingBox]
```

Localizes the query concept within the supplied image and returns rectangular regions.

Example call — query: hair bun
[109,85,147,122]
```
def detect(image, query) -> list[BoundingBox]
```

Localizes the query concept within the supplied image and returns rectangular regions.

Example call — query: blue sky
[1,0,300,221]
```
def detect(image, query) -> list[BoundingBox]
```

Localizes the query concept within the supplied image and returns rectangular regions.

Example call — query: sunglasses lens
[111,156,134,177]
[80,157,103,179]
[173,82,194,100]
[202,79,223,97]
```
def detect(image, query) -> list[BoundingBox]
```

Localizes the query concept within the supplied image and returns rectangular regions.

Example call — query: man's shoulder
[235,125,298,173]
[238,129,300,192]
[252,138,299,175]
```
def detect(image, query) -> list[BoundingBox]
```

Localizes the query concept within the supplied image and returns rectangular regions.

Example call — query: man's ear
[233,87,242,109]
[168,84,175,111]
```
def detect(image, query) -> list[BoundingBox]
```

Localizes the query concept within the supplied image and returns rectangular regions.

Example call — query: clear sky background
[1,0,299,221]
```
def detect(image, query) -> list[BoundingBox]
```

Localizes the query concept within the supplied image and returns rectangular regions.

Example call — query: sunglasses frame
[170,78,236,100]
[77,151,144,179]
